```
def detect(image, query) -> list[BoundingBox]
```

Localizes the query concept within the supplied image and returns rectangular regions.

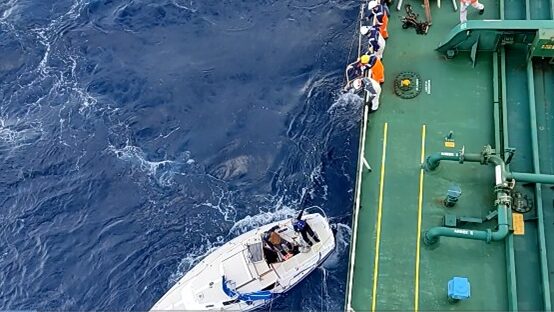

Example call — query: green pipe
[464,154,482,163]
[493,51,502,151]
[468,154,554,185]
[509,172,554,184]
[423,151,484,170]
[424,150,554,184]
[494,50,518,312]
[422,146,554,249]
[500,48,510,160]
[423,205,509,245]
[422,151,462,171]
[527,62,540,167]
[506,232,518,311]
[492,205,510,239]
[526,60,551,311]
[487,154,509,182]
[422,151,481,171]
[499,49,508,160]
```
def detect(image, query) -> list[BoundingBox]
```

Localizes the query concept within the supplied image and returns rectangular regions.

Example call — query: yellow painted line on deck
[414,124,426,312]
[371,122,388,312]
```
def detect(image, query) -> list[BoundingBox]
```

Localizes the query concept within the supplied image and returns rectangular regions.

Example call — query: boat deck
[345,0,554,310]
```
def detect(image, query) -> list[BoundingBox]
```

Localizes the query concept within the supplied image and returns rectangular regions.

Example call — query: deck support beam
[526,60,552,311]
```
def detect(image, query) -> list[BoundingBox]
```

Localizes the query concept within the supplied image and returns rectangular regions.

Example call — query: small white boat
[151,212,335,311]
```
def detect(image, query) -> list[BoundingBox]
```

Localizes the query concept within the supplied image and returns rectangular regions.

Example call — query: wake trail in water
[322,222,351,270]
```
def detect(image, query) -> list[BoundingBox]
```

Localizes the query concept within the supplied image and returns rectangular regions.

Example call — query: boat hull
[151,213,335,311]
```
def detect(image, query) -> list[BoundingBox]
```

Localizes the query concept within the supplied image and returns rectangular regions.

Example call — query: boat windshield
[246,242,264,262]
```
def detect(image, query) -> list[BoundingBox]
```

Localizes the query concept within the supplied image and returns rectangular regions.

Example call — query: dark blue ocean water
[0,0,363,310]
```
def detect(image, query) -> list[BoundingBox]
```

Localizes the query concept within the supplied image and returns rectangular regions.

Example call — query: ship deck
[345,0,554,310]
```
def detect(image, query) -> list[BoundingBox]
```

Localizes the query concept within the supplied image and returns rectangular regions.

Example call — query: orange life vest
[373,10,389,39]
[371,58,385,83]
[380,14,389,39]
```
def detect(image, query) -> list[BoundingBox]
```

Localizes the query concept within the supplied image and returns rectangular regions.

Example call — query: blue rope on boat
[222,276,273,302]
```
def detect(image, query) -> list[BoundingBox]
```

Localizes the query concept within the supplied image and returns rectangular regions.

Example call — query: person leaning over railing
[365,0,389,40]
[361,25,385,59]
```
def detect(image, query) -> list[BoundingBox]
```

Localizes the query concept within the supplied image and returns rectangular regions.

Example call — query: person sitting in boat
[292,210,320,247]
[263,226,294,260]
[361,25,385,59]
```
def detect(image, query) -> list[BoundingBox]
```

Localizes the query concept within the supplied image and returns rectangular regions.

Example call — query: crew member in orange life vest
[460,0,484,23]
[346,54,371,82]
[364,0,390,21]
[366,0,389,40]
[346,53,384,85]
[365,49,385,84]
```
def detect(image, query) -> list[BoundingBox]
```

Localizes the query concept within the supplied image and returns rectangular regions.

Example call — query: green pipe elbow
[422,152,460,172]
[424,206,510,247]
[487,155,509,182]
[422,151,487,172]
[487,155,504,166]
[423,225,509,246]
[423,226,490,246]
[490,224,510,241]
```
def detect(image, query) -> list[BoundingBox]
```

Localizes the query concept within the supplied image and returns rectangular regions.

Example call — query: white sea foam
[0,117,44,152]
[0,0,19,22]
[228,205,297,236]
[171,0,198,12]
[327,92,363,131]
[319,266,330,310]
[300,72,335,99]
[0,0,108,151]
[107,142,193,187]
[168,236,221,285]
[192,184,238,222]
[307,163,328,200]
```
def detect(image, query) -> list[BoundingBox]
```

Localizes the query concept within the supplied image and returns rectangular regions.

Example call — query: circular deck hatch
[394,72,422,99]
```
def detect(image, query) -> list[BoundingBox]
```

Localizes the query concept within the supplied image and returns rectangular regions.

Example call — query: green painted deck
[345,0,554,311]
